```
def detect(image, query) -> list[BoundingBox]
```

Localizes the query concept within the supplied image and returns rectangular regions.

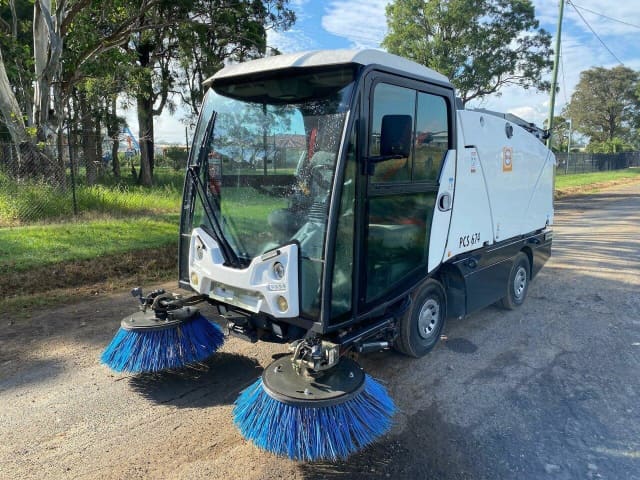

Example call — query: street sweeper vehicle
[102,49,555,461]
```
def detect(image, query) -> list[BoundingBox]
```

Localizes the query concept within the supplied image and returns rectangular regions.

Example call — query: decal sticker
[449,176,454,190]
[502,147,513,172]
[470,149,478,173]
[459,233,481,248]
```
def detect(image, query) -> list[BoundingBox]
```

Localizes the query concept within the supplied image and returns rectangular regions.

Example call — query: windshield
[189,67,355,317]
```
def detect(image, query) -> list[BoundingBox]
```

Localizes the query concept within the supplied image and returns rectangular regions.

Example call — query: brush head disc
[120,307,200,332]
[261,355,365,408]
[233,355,396,461]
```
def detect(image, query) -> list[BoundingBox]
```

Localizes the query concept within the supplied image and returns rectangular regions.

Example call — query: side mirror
[380,114,412,157]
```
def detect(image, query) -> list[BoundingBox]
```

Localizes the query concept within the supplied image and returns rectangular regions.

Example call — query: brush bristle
[101,314,224,373]
[233,375,396,461]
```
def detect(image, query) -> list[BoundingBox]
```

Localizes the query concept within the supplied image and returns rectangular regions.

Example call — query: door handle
[437,192,452,212]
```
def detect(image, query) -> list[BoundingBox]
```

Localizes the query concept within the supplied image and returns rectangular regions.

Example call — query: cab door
[360,76,453,308]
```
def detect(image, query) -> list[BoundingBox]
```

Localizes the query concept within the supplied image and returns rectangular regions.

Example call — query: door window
[369,83,415,183]
[414,92,449,181]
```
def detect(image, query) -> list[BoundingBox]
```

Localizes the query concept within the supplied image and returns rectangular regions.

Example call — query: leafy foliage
[584,137,635,154]
[543,115,573,153]
[565,66,640,148]
[0,0,296,186]
[382,0,553,105]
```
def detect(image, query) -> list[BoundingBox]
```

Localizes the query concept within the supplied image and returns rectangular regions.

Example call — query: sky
[141,0,640,144]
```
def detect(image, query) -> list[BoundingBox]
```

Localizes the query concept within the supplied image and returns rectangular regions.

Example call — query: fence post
[66,122,78,216]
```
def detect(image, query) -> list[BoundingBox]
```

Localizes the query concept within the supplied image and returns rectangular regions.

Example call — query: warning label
[502,147,513,172]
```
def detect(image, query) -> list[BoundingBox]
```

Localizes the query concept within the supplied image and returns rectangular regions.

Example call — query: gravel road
[1,183,639,480]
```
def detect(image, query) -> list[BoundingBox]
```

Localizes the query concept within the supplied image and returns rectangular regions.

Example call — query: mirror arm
[364,154,405,175]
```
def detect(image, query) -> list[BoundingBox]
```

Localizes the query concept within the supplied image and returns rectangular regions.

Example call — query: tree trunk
[95,118,103,179]
[107,97,120,178]
[135,35,154,187]
[33,0,63,140]
[0,48,53,179]
[79,92,97,185]
[137,93,154,186]
[0,50,29,146]
[33,0,49,135]
[70,94,80,178]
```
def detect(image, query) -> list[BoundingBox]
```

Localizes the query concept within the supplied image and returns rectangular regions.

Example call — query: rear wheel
[395,279,446,358]
[500,252,530,310]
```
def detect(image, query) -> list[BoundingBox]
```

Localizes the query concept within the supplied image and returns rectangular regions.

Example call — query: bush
[162,146,189,171]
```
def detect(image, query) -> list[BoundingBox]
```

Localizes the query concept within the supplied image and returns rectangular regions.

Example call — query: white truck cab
[178,49,554,358]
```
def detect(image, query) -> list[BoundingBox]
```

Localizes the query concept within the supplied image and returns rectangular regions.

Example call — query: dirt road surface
[1,183,639,480]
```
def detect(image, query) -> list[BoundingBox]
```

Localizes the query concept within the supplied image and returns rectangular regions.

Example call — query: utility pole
[546,0,565,149]
[566,118,571,174]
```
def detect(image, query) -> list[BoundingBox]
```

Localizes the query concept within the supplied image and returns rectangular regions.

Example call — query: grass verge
[555,168,640,196]
[1,244,178,319]
[1,215,179,273]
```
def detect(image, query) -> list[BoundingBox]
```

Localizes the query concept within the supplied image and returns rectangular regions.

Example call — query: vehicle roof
[205,49,450,86]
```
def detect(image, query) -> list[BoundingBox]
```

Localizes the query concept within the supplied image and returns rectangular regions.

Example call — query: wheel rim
[513,266,527,300]
[417,298,440,340]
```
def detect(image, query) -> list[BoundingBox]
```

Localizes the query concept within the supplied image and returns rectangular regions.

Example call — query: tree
[175,0,295,118]
[0,0,296,186]
[382,0,553,106]
[543,115,571,153]
[585,137,634,154]
[565,66,640,147]
[127,0,295,186]
[0,0,169,183]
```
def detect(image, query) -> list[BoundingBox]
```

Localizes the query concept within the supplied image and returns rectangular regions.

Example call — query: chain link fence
[555,151,640,175]
[0,137,189,227]
[2,138,640,227]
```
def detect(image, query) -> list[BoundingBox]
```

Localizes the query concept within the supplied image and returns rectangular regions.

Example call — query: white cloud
[119,99,191,145]
[267,27,318,53]
[321,0,391,48]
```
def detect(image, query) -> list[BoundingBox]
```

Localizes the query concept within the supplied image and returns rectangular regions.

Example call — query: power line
[570,2,640,31]
[568,0,624,66]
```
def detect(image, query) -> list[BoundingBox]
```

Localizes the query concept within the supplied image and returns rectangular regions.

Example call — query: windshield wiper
[187,167,243,268]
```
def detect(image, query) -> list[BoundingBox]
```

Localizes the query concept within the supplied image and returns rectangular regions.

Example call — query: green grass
[3,165,639,284]
[0,168,183,226]
[555,168,640,190]
[220,188,287,255]
[0,215,179,273]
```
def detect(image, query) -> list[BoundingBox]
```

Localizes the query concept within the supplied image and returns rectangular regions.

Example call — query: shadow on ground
[128,352,262,408]
[300,404,488,480]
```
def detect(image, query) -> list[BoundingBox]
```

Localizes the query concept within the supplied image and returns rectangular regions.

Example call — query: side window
[414,92,449,181]
[369,83,416,183]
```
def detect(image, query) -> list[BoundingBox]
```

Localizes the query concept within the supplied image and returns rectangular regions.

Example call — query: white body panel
[445,110,555,258]
[188,228,300,318]
[428,150,456,272]
[445,145,495,259]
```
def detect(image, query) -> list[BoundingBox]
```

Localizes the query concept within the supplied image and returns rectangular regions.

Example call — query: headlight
[273,262,285,280]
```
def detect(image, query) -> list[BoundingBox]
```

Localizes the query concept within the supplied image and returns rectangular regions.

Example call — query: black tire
[394,279,446,358]
[500,252,531,310]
